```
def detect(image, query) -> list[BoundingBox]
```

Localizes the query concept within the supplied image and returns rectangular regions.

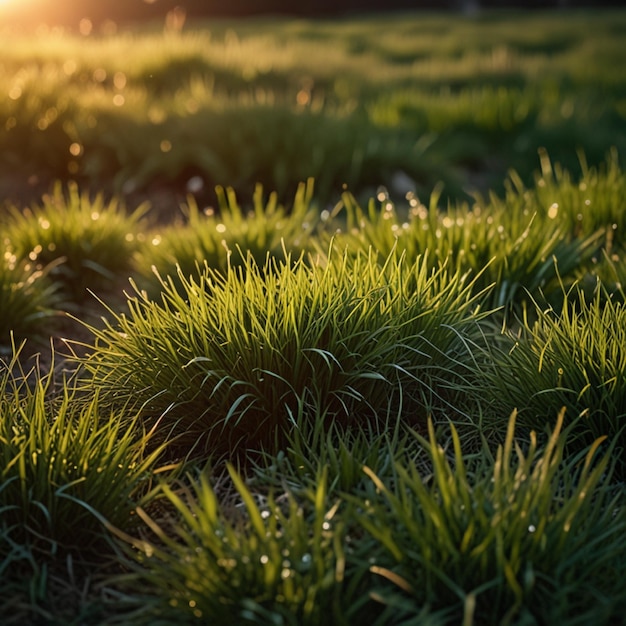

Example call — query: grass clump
[79,249,488,459]
[109,465,360,626]
[136,179,318,298]
[530,149,626,246]
[352,410,626,625]
[0,257,59,349]
[0,347,165,623]
[322,152,620,317]
[3,182,145,305]
[470,286,626,479]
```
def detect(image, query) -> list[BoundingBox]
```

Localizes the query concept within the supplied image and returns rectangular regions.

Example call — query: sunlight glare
[0,0,31,8]
[0,0,54,26]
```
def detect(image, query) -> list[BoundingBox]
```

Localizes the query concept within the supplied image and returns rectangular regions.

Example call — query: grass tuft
[469,285,626,479]
[136,179,318,298]
[79,248,488,459]
[351,409,626,625]
[107,464,359,625]
[0,345,166,623]
[3,182,145,305]
[0,257,60,349]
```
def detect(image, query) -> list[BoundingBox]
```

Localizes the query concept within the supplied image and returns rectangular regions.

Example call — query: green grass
[1,10,625,203]
[69,410,626,626]
[0,346,167,625]
[105,465,360,626]
[1,9,626,624]
[0,256,59,349]
[321,177,600,316]
[135,179,318,299]
[3,182,145,305]
[351,410,626,625]
[1,159,626,621]
[468,285,626,480]
[78,248,488,459]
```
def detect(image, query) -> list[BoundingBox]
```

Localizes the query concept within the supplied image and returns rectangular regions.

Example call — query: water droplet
[548,203,559,219]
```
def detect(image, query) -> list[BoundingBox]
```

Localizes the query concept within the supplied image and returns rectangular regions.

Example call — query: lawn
[1,9,625,626]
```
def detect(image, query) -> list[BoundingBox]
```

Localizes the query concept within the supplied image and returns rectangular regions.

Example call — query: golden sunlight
[0,0,41,17]
[0,0,35,8]
[0,0,57,23]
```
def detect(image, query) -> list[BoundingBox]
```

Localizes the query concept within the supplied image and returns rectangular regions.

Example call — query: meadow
[1,9,626,625]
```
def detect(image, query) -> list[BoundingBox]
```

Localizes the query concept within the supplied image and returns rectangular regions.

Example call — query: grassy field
[1,9,626,626]
[1,9,626,206]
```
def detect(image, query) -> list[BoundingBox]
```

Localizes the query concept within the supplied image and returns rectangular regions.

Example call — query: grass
[0,256,59,349]
[1,11,625,203]
[135,179,318,299]
[468,285,626,480]
[1,8,625,624]
[0,346,167,625]
[1,165,625,622]
[2,182,145,305]
[351,410,626,625]
[79,248,488,459]
[52,410,625,626]
[105,465,358,626]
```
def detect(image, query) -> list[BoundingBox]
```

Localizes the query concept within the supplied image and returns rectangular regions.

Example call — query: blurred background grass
[1,8,625,212]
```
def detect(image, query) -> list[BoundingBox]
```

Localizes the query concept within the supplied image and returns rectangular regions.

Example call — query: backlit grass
[1,11,625,202]
[0,257,59,349]
[1,158,625,621]
[79,249,488,459]
[0,9,625,622]
[351,410,626,625]
[3,182,145,305]
[469,285,626,480]
[135,179,318,299]
[0,347,167,624]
